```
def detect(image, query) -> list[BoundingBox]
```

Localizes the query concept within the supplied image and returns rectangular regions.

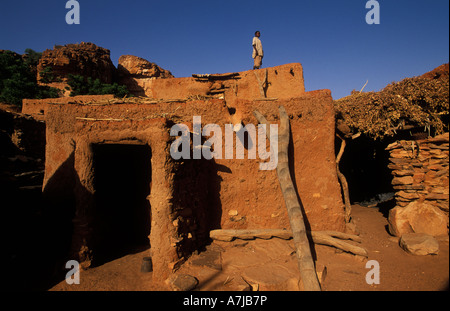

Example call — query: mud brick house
[24,62,346,280]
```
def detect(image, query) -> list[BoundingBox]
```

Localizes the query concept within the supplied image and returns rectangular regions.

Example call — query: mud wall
[129,63,305,102]
[22,95,115,120]
[41,63,345,280]
[23,62,304,122]
[43,89,345,279]
[387,133,449,237]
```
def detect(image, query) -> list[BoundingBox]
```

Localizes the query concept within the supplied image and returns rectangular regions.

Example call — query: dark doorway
[91,143,151,265]
[338,135,395,205]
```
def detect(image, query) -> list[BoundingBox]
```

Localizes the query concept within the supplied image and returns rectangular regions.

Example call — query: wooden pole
[254,106,321,291]
[336,134,352,223]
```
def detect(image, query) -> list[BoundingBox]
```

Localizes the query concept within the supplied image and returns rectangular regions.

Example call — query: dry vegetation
[335,69,449,140]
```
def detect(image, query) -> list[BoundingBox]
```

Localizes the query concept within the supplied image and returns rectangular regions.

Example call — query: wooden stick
[253,71,266,98]
[210,228,292,241]
[75,117,125,122]
[360,80,369,92]
[254,98,278,101]
[209,229,368,257]
[316,230,362,243]
[312,231,367,257]
[336,134,352,223]
[254,106,321,291]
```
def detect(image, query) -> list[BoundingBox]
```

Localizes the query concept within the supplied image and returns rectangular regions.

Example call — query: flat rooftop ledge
[23,62,307,120]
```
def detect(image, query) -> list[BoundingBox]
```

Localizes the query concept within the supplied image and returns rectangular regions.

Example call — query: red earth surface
[50,204,449,292]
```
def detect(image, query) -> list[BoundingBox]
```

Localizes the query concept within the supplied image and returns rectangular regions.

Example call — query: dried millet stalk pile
[335,72,449,140]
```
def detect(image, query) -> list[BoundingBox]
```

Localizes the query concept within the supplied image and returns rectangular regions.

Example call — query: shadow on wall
[22,143,155,288]
[171,155,228,259]
[5,136,229,289]
[4,151,77,291]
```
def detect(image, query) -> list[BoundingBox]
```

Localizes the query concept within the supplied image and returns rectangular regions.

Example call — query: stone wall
[386,133,449,237]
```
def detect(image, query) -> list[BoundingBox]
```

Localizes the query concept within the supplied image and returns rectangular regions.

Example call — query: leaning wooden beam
[254,106,321,291]
[336,134,352,223]
[253,110,271,136]
[209,229,367,257]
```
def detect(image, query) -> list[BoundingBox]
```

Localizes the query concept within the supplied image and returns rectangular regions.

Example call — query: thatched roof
[335,64,449,140]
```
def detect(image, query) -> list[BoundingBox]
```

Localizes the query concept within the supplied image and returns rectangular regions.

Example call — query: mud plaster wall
[43,89,345,280]
[23,63,304,122]
[22,95,115,121]
[127,63,305,103]
[44,111,177,278]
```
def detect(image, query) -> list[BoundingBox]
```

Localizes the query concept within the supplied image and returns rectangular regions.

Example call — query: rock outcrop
[35,43,175,97]
[117,55,174,96]
[118,55,173,79]
[37,42,116,84]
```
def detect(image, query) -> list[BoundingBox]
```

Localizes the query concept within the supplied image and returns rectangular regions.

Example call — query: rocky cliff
[37,42,116,84]
[35,43,174,97]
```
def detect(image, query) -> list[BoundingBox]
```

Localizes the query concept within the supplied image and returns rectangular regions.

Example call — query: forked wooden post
[336,134,352,223]
[253,106,321,291]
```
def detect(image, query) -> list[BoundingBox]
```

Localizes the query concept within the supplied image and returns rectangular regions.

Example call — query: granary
[23,62,347,280]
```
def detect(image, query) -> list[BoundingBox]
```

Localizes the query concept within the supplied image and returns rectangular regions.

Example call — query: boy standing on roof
[252,31,264,69]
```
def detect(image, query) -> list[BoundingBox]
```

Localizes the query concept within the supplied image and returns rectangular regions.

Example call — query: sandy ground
[50,204,449,292]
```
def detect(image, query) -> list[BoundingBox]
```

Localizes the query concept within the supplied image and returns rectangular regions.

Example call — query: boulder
[166,274,198,291]
[117,55,173,79]
[399,233,439,255]
[388,201,448,237]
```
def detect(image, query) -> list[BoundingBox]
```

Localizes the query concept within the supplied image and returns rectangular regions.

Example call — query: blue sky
[1,0,448,99]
